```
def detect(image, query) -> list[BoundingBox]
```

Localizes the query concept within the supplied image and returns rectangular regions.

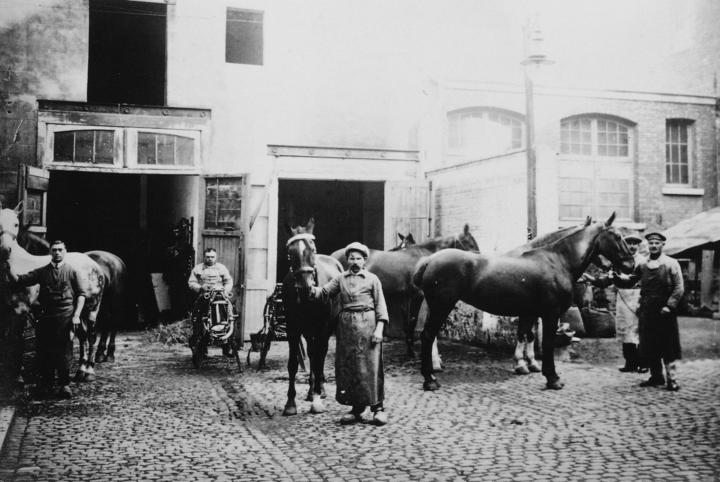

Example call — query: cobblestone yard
[0,328,719,481]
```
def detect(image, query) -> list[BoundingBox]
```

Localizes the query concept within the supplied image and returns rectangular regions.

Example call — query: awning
[662,206,720,256]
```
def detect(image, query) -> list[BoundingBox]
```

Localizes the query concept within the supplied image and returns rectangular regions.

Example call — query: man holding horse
[308,242,389,426]
[585,234,648,374]
[612,231,684,391]
[10,240,87,399]
[187,248,233,355]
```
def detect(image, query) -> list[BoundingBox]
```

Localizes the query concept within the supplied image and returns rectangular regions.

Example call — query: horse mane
[519,220,603,258]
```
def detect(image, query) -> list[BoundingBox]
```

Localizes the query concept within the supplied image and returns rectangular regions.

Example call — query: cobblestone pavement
[0,332,719,482]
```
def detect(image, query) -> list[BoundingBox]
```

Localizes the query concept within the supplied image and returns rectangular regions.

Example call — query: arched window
[558,115,634,221]
[447,108,524,159]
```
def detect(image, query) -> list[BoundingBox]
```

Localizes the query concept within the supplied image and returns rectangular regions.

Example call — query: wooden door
[17,164,49,236]
[384,180,429,246]
[201,176,248,339]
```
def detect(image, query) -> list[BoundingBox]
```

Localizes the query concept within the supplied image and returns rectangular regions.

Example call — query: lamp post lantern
[521,19,553,240]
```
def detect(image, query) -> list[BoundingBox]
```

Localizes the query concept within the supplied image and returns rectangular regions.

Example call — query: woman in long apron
[310,242,390,425]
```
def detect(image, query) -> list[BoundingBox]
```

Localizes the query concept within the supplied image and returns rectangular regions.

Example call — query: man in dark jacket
[613,231,684,391]
[12,240,87,398]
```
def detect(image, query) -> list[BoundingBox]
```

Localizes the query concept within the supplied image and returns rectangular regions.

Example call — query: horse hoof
[310,400,326,414]
[546,379,565,390]
[74,371,84,382]
[514,365,531,375]
[84,372,95,382]
[528,363,541,373]
[423,379,441,391]
[106,354,115,363]
[282,405,297,416]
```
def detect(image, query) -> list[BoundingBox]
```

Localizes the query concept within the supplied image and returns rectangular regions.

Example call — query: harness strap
[286,233,316,246]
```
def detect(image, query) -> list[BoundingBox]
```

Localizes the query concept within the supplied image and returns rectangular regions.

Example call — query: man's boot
[665,361,679,391]
[619,343,637,372]
[639,359,665,387]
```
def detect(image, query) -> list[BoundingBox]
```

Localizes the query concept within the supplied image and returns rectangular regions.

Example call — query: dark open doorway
[276,179,384,280]
[47,172,197,326]
[88,0,167,105]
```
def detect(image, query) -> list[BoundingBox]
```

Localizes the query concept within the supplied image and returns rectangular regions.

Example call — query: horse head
[591,212,634,274]
[285,218,318,290]
[0,207,21,263]
[390,232,416,252]
[452,224,479,252]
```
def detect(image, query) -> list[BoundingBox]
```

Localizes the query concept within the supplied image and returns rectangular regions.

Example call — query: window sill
[662,186,704,196]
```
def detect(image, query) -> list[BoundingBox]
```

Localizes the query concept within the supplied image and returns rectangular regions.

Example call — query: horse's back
[366,248,431,296]
[85,250,128,287]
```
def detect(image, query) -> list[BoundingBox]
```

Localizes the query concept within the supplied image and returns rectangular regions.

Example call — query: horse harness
[286,233,319,287]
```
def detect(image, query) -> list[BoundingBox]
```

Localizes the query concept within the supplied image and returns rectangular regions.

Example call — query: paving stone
[0,333,718,480]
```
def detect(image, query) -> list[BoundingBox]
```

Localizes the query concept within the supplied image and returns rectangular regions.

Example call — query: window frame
[665,119,694,187]
[225,8,264,66]
[47,125,200,171]
[48,125,122,167]
[558,115,635,222]
[446,107,525,158]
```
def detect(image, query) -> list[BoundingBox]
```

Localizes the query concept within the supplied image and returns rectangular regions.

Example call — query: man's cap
[644,231,667,242]
[344,242,370,259]
[623,234,643,244]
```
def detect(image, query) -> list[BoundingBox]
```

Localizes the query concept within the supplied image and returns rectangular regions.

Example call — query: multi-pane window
[54,130,114,164]
[448,108,523,158]
[137,132,194,166]
[558,116,634,221]
[666,119,692,185]
[226,8,263,65]
[560,118,592,155]
[205,178,243,229]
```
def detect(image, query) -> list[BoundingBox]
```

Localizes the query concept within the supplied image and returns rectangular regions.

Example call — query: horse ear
[463,224,470,234]
[407,233,415,244]
[584,216,592,226]
[397,233,405,241]
[605,212,616,227]
[306,217,315,233]
[13,201,23,215]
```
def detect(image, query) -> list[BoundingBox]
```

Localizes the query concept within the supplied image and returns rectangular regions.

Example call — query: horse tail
[412,257,430,290]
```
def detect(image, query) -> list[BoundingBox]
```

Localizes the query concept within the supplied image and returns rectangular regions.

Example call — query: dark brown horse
[281,218,342,416]
[365,225,479,357]
[508,220,590,374]
[413,213,634,391]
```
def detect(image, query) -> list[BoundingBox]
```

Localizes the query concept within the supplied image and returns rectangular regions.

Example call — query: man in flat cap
[308,241,390,425]
[613,231,684,391]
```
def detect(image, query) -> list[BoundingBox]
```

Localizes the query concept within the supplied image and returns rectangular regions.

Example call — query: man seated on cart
[187,248,234,354]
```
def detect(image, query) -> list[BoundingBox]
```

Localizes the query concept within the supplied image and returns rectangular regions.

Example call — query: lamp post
[521,19,553,240]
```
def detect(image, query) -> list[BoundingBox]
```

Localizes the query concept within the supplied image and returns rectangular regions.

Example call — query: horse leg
[283,332,300,416]
[82,316,98,382]
[405,294,424,358]
[514,316,533,374]
[75,329,87,382]
[305,336,315,402]
[309,335,328,414]
[421,301,455,391]
[106,330,117,363]
[431,338,443,372]
[541,314,564,389]
[95,330,108,364]
[525,320,541,373]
